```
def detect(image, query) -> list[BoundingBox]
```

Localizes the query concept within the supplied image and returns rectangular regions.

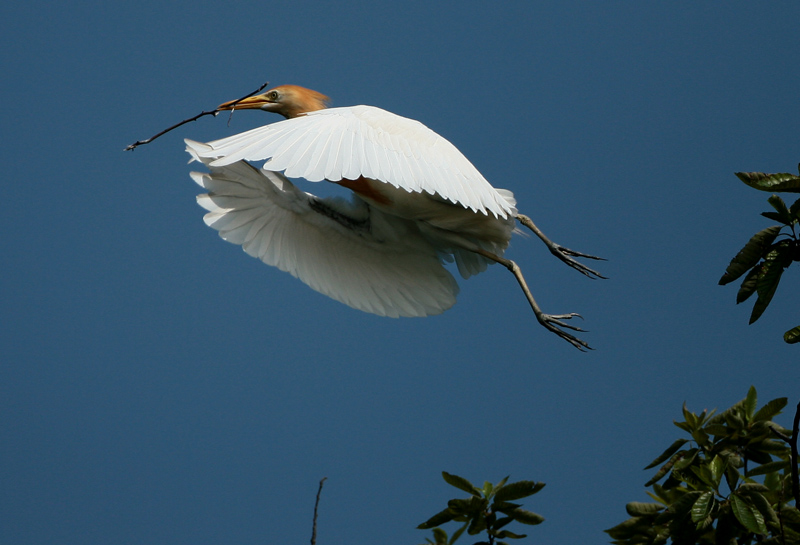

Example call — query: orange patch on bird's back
[336,177,393,206]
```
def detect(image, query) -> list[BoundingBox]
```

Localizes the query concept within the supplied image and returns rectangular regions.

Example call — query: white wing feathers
[186,140,459,318]
[195,106,514,219]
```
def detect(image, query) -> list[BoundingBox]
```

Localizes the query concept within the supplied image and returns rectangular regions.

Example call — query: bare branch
[771,425,791,443]
[791,402,799,507]
[124,80,270,151]
[311,477,327,545]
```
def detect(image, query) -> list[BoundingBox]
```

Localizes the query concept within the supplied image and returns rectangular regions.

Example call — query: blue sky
[2,2,799,544]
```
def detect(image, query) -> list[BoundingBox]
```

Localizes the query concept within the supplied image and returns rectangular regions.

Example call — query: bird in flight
[185,85,604,349]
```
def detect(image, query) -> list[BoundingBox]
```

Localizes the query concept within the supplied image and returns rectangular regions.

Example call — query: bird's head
[217,85,330,119]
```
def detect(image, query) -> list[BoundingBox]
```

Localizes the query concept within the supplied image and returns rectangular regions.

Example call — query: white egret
[186,85,603,349]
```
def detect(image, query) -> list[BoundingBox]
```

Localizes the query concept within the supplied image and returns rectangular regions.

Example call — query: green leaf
[447,498,471,514]
[736,266,760,303]
[744,447,773,465]
[493,481,544,502]
[495,530,527,539]
[645,439,689,469]
[691,427,710,448]
[668,491,703,518]
[703,423,731,436]
[689,464,715,488]
[625,502,663,516]
[731,493,768,535]
[763,470,780,491]
[471,496,489,513]
[493,501,522,515]
[645,452,681,487]
[649,484,670,504]
[762,430,791,445]
[767,194,794,224]
[736,171,800,193]
[738,482,770,494]
[494,476,509,491]
[645,451,683,487]
[673,420,692,434]
[682,402,698,429]
[724,407,746,429]
[740,489,779,526]
[509,509,544,525]
[442,472,479,495]
[779,506,800,524]
[749,265,779,323]
[784,325,800,344]
[749,243,792,323]
[763,241,793,275]
[605,517,652,540]
[709,455,725,487]
[744,386,757,420]
[691,491,714,523]
[719,225,782,285]
[725,464,741,491]
[761,211,786,222]
[752,397,787,422]
[418,508,457,529]
[467,512,487,535]
[672,448,699,471]
[448,522,468,545]
[790,197,800,222]
[432,527,448,545]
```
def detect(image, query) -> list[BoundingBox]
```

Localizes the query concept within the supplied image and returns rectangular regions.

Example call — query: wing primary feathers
[194,107,514,218]
[186,140,460,318]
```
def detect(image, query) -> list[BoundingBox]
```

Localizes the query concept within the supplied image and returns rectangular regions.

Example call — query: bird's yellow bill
[217,94,273,110]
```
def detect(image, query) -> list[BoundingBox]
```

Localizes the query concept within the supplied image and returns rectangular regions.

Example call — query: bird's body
[187,85,603,348]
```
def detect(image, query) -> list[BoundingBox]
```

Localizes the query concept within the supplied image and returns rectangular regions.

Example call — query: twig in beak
[124,80,269,151]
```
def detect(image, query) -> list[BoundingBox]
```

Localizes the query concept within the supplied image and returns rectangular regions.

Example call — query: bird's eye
[268,91,280,101]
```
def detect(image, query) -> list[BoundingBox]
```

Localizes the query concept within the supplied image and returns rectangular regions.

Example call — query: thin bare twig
[311,477,327,545]
[124,80,269,151]
[791,402,799,507]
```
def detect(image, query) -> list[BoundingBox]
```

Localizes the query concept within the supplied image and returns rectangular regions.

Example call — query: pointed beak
[217,93,274,111]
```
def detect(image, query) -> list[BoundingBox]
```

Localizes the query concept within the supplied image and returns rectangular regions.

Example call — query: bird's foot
[470,245,594,351]
[547,244,607,279]
[515,214,607,279]
[535,312,592,351]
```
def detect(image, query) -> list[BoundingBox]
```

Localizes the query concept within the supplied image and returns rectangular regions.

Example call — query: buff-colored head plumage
[217,84,330,119]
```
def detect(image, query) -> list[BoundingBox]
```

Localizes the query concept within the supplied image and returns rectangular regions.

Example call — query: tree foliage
[417,472,545,545]
[606,386,800,545]
[719,167,800,343]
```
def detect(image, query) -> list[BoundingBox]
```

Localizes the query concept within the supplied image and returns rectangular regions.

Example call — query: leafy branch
[418,472,545,545]
[606,386,800,545]
[719,166,800,343]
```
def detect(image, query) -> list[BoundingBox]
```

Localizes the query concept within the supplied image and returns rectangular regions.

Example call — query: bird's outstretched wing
[186,140,459,317]
[193,106,514,219]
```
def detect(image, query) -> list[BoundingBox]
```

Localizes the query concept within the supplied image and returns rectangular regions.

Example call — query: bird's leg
[515,214,607,279]
[472,248,591,351]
